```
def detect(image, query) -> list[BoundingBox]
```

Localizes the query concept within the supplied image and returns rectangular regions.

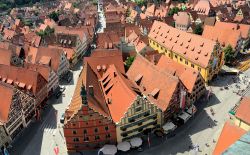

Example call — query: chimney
[102,65,107,72]
[97,65,101,71]
[89,85,94,96]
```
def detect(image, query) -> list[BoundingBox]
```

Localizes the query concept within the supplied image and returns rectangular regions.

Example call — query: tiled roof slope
[0,48,12,65]
[235,97,250,124]
[0,64,46,95]
[213,121,246,155]
[84,49,125,78]
[156,56,199,93]
[148,21,217,68]
[0,82,14,123]
[100,65,139,123]
[126,55,179,111]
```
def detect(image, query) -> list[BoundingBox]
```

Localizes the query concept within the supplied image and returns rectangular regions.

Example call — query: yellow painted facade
[234,118,250,131]
[148,38,223,83]
[116,96,162,142]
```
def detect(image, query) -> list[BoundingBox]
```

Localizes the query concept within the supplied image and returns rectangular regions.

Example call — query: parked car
[60,113,65,123]
[60,86,66,92]
[55,91,62,99]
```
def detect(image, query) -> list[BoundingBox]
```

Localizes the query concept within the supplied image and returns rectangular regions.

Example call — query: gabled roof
[0,82,14,124]
[156,56,200,93]
[202,25,241,48]
[235,97,250,124]
[0,64,47,95]
[84,49,125,78]
[54,26,87,43]
[126,55,180,111]
[213,121,247,155]
[173,12,191,26]
[0,48,12,66]
[24,63,51,81]
[148,21,217,68]
[100,65,139,123]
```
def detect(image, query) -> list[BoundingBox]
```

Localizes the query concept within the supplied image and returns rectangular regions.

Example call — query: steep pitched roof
[156,56,200,93]
[148,21,217,68]
[0,48,12,66]
[173,12,191,26]
[54,26,87,43]
[126,55,180,111]
[24,63,51,81]
[202,25,241,48]
[84,49,125,78]
[0,65,46,95]
[214,22,250,39]
[213,121,247,155]
[100,65,139,123]
[235,97,250,124]
[0,82,14,124]
[27,46,64,72]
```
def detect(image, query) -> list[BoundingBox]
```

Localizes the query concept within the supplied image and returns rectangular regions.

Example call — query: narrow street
[10,62,83,155]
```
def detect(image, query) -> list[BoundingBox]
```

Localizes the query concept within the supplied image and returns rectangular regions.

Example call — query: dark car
[60,113,65,124]
[55,91,62,99]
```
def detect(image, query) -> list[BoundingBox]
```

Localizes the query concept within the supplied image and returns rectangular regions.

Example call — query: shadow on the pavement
[205,93,221,107]
[10,106,58,155]
[209,75,237,87]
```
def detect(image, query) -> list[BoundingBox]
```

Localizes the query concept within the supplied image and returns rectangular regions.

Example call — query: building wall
[234,118,250,131]
[57,53,70,78]
[0,125,10,148]
[148,39,223,83]
[187,74,206,105]
[35,74,48,106]
[64,106,116,151]
[48,69,59,94]
[116,96,162,142]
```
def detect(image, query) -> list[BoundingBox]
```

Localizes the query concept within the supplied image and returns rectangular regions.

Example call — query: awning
[99,144,117,155]
[162,122,177,133]
[130,137,142,148]
[117,141,131,152]
[186,105,197,115]
[178,112,191,123]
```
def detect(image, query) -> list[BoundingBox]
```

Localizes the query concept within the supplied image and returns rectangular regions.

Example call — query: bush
[193,24,203,35]
[168,7,179,16]
[224,45,235,64]
[125,56,135,70]
[48,11,59,22]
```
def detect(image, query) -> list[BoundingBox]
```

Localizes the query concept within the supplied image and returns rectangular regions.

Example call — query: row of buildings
[63,48,206,151]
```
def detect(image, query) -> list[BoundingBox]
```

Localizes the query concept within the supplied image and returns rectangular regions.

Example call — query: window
[180,58,183,62]
[84,137,89,141]
[157,44,159,47]
[153,42,155,45]
[95,135,100,140]
[94,128,98,133]
[191,64,194,68]
[72,123,76,126]
[106,134,111,139]
[121,133,128,137]
[168,53,171,57]
[99,120,102,123]
[105,126,109,131]
[198,67,201,71]
[161,47,163,50]
[138,122,142,126]
[84,129,87,134]
[175,54,177,59]
[135,107,142,112]
[73,130,77,135]
[73,138,79,142]
[185,60,188,65]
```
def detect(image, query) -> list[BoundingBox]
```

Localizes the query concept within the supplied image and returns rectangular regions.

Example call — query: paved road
[10,62,83,155]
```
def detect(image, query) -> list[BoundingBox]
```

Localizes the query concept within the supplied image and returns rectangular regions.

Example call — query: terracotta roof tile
[127,55,179,111]
[100,65,138,123]
[156,56,200,93]
[213,121,247,155]
[148,21,217,68]
[0,48,12,66]
[235,97,250,124]
[0,64,47,95]
[84,49,125,78]
[0,82,14,123]
[24,63,51,81]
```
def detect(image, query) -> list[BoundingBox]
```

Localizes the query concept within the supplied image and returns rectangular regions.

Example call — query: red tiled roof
[100,65,138,123]
[213,121,247,155]
[54,26,87,43]
[0,64,47,95]
[235,97,250,124]
[148,21,217,68]
[24,63,51,81]
[127,55,180,111]
[156,56,200,93]
[0,82,14,123]
[0,48,12,66]
[84,49,125,78]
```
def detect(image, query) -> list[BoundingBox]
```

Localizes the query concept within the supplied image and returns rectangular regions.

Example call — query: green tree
[168,7,179,16]
[36,27,54,38]
[194,24,203,35]
[48,11,59,22]
[135,0,146,6]
[125,56,135,70]
[224,45,234,64]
